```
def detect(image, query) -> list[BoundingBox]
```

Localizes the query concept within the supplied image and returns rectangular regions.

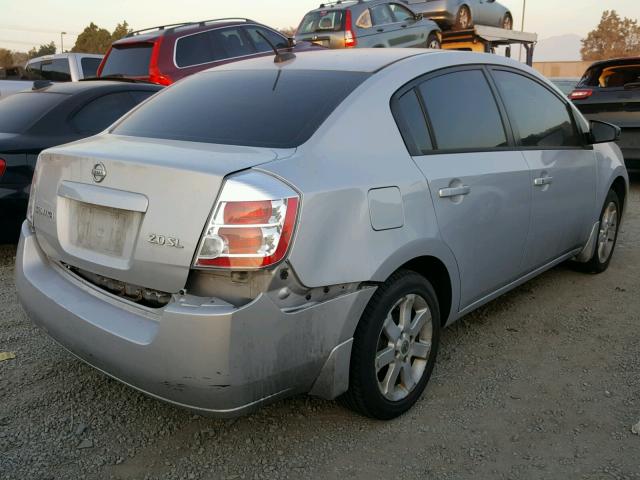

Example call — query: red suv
[97,18,318,85]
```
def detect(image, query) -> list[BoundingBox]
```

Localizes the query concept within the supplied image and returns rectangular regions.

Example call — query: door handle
[534,176,553,186]
[377,28,384,32]
[401,24,407,28]
[438,185,471,198]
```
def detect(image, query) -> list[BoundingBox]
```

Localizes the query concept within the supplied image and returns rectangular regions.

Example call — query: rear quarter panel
[260,51,466,322]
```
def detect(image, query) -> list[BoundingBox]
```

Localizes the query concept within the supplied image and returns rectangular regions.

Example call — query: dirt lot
[1,179,639,480]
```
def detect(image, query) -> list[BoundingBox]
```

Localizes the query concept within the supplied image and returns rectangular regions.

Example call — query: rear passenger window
[71,92,135,134]
[493,70,581,148]
[81,58,101,78]
[393,90,432,155]
[176,31,221,67]
[41,59,71,82]
[419,70,508,150]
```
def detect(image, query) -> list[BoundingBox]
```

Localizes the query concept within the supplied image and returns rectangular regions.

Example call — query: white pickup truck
[0,53,103,100]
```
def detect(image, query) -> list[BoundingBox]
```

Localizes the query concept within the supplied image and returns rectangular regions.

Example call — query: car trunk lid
[32,134,283,294]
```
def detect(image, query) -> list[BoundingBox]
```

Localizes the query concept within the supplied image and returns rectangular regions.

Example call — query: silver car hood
[32,133,287,293]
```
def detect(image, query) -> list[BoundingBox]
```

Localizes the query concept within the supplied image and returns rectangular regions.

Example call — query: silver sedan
[17,49,627,420]
[407,0,513,29]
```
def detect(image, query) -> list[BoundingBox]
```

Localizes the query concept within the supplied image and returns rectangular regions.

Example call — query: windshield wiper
[624,82,640,90]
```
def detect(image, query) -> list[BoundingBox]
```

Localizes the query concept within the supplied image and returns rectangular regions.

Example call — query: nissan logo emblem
[92,163,107,183]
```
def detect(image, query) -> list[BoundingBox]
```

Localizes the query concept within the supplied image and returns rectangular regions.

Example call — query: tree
[0,48,13,68]
[111,21,132,42]
[11,51,29,67]
[71,22,113,54]
[27,41,56,59]
[581,10,640,61]
[71,21,132,54]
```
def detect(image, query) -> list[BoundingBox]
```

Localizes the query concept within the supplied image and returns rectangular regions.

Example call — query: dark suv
[97,18,318,85]
[295,0,441,50]
[570,57,640,171]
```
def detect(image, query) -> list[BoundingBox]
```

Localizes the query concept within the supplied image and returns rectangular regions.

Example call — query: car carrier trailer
[441,25,537,66]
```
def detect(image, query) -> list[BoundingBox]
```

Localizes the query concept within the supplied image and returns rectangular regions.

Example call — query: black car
[570,57,640,171]
[0,80,163,242]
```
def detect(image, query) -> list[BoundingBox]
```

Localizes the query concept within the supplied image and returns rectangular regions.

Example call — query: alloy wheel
[375,294,433,401]
[597,201,618,263]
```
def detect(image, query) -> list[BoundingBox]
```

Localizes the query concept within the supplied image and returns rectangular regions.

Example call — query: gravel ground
[1,179,639,480]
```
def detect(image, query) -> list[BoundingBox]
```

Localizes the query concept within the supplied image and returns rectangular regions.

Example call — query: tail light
[194,171,300,270]
[96,47,111,78]
[0,158,5,178]
[344,10,357,48]
[569,89,593,100]
[148,37,173,86]
[26,159,41,226]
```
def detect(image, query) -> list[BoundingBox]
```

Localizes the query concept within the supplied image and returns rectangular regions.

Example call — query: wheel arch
[611,175,627,213]
[397,256,453,326]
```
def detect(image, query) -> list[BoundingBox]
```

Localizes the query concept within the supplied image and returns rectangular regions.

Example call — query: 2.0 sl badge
[147,234,184,249]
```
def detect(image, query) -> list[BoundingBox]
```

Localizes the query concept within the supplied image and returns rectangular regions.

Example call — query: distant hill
[534,34,582,62]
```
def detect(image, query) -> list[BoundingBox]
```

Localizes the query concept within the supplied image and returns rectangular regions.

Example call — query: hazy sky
[0,0,638,52]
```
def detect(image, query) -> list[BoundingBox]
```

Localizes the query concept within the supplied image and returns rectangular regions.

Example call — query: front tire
[426,32,441,49]
[454,5,472,30]
[581,189,621,273]
[339,270,441,420]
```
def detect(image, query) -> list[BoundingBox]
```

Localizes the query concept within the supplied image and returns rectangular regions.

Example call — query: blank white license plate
[72,202,131,257]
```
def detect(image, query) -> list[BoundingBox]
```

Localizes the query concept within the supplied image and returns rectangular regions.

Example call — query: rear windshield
[81,57,102,78]
[0,92,66,134]
[112,69,369,148]
[578,63,640,88]
[298,10,345,34]
[100,44,153,77]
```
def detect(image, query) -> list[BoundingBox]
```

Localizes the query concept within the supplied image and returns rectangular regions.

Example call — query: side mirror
[590,120,620,144]
[415,13,424,21]
[287,37,297,48]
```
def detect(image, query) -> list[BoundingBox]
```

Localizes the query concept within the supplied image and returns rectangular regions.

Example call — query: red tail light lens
[148,37,173,86]
[569,89,593,100]
[96,47,111,77]
[194,172,300,270]
[345,10,357,48]
[0,158,5,178]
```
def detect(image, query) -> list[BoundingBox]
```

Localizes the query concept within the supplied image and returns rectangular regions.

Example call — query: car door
[490,68,596,271]
[388,3,425,47]
[393,67,531,309]
[369,3,401,47]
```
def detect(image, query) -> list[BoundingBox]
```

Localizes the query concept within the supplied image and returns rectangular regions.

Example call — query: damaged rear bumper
[15,223,375,417]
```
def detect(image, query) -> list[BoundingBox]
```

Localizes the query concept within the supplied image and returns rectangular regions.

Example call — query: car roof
[586,57,640,70]
[28,53,103,62]
[305,1,364,13]
[30,80,163,95]
[212,49,439,73]
[113,18,263,44]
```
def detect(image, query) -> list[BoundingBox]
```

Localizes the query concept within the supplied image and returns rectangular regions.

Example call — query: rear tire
[338,270,441,420]
[426,32,441,49]
[580,189,621,273]
[454,5,472,30]
[502,13,513,30]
